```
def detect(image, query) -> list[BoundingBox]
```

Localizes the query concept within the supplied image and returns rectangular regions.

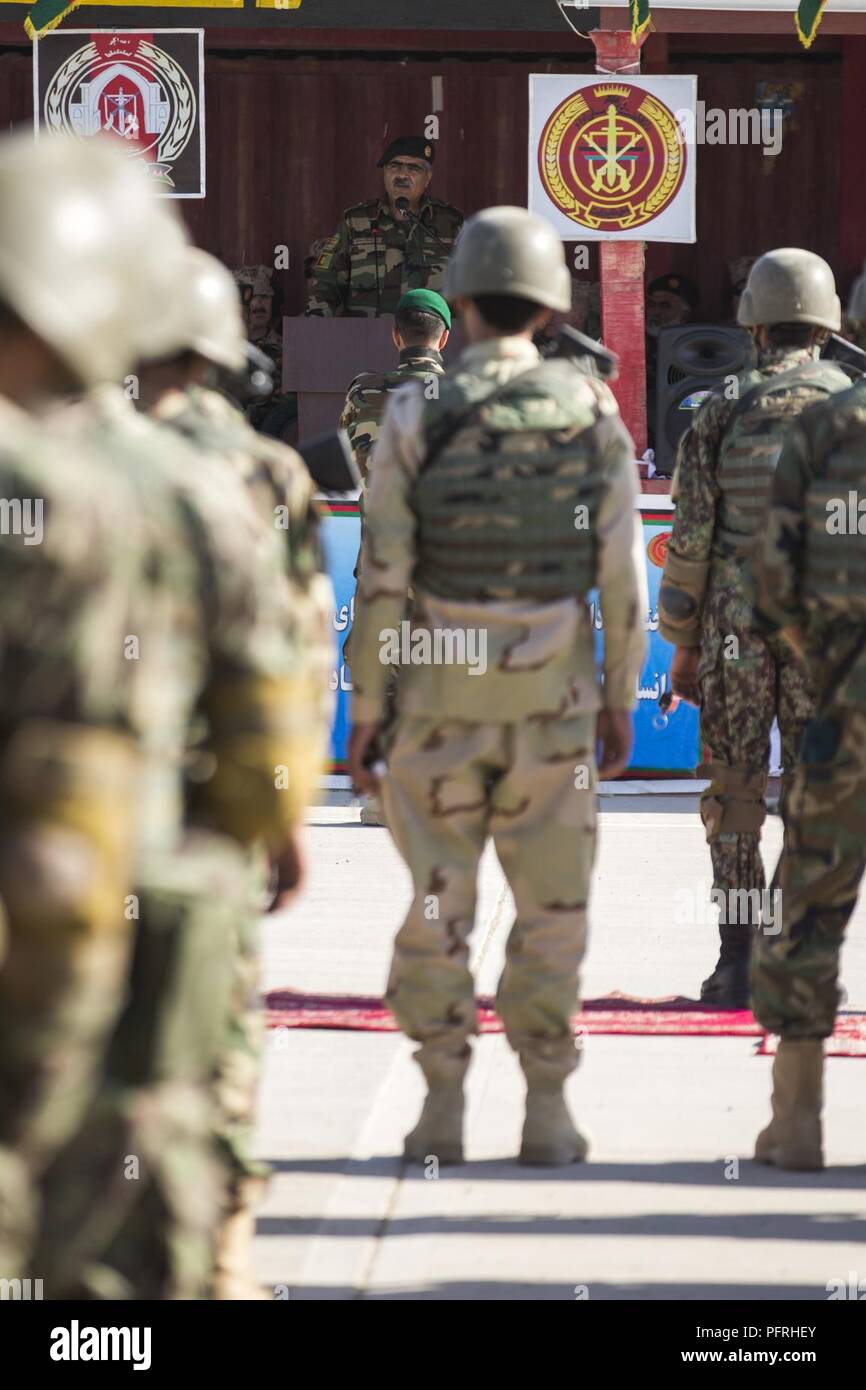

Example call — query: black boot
[700,925,752,1008]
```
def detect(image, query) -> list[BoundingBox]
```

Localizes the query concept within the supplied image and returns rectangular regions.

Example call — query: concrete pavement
[252,798,866,1301]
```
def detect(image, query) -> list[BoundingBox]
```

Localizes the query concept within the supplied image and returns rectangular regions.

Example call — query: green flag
[25,0,81,39]
[630,0,652,43]
[796,0,830,48]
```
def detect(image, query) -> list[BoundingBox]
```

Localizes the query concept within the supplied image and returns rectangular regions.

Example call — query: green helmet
[0,132,190,386]
[443,205,571,312]
[173,248,247,372]
[737,248,841,332]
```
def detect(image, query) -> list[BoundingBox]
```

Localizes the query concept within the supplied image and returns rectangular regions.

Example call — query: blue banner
[321,502,699,775]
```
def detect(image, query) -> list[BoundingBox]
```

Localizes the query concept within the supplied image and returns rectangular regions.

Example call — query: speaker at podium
[654,324,755,476]
[283,315,465,439]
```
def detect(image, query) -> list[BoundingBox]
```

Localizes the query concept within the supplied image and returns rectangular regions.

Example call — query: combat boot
[754,1039,824,1171]
[403,1052,468,1165]
[520,1082,589,1167]
[212,1177,269,1300]
[700,925,752,1008]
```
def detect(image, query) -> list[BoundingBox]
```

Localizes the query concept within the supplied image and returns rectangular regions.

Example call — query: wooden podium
[282,315,464,438]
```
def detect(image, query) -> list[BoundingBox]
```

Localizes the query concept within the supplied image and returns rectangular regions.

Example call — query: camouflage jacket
[753,379,866,708]
[658,347,849,648]
[305,197,463,318]
[153,385,334,814]
[340,347,445,483]
[350,335,647,725]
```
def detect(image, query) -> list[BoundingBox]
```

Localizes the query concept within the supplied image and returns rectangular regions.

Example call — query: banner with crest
[33,29,205,197]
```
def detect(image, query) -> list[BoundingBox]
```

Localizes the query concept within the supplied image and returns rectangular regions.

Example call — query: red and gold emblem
[538,83,686,232]
[646,531,671,568]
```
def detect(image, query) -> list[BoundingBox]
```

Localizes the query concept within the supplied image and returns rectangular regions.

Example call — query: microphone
[395,196,410,218]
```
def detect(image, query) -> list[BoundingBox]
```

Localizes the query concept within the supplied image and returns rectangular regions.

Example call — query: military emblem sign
[34,30,205,198]
[529,75,696,242]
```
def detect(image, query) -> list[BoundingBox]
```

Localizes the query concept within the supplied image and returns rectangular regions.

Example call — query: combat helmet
[0,132,190,386]
[443,206,571,313]
[737,248,841,332]
[173,248,247,373]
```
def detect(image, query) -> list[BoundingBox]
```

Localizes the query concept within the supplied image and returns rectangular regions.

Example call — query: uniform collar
[398,346,444,368]
[379,195,434,224]
[458,335,541,371]
[756,345,818,372]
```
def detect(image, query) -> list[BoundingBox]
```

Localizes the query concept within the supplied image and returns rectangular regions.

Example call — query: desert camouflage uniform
[0,398,146,1279]
[306,198,463,318]
[32,387,315,1299]
[152,384,332,1199]
[658,349,849,970]
[350,337,647,1083]
[751,379,866,1037]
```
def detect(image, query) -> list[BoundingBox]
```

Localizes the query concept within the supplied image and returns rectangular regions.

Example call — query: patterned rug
[264,989,866,1057]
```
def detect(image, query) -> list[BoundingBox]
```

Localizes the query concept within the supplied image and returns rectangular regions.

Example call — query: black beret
[648,273,699,309]
[377,136,436,168]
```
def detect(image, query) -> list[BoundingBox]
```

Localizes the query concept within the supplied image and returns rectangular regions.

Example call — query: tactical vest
[413,360,606,602]
[715,360,849,551]
[803,383,866,622]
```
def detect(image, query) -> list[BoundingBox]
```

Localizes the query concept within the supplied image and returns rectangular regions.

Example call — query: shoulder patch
[315,234,339,270]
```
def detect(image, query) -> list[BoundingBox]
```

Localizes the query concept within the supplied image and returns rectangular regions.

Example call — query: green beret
[378,135,436,167]
[396,288,451,329]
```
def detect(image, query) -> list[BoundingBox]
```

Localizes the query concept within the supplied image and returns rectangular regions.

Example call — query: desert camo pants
[752,704,866,1038]
[33,833,246,1299]
[381,714,597,1084]
[698,565,813,931]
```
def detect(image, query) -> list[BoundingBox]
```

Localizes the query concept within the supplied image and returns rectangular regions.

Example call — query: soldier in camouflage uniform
[31,253,325,1298]
[306,136,463,318]
[141,249,332,1295]
[748,374,866,1169]
[658,250,850,1008]
[233,264,297,437]
[349,207,647,1166]
[0,135,201,1281]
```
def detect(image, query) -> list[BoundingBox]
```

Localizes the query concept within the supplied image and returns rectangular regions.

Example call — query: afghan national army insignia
[537,82,686,233]
[646,530,671,569]
[36,30,205,196]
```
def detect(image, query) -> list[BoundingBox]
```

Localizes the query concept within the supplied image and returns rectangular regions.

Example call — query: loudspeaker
[653,324,755,476]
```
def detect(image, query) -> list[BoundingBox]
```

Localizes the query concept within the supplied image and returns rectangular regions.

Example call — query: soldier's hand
[670,645,701,706]
[267,832,306,913]
[349,722,383,794]
[597,709,633,780]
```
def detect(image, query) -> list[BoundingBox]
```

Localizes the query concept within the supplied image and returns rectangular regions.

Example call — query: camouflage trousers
[33,833,248,1299]
[381,714,597,1084]
[752,704,866,1038]
[0,832,134,1280]
[698,570,813,930]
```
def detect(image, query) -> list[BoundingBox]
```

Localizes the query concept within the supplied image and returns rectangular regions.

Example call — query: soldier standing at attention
[341,287,450,484]
[348,207,647,1167]
[658,250,850,1008]
[748,369,866,1170]
[305,136,463,318]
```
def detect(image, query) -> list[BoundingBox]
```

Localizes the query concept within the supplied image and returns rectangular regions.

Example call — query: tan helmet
[174,248,247,372]
[737,248,841,332]
[0,131,190,386]
[443,205,572,312]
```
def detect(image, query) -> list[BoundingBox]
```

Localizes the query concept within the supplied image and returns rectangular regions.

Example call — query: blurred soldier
[348,207,647,1166]
[341,287,450,484]
[32,254,324,1298]
[0,134,193,1279]
[659,250,850,1007]
[139,248,332,1295]
[845,264,866,351]
[749,371,866,1170]
[306,136,463,318]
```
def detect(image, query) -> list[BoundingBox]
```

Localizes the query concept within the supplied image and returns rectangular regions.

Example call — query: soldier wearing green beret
[306,137,464,318]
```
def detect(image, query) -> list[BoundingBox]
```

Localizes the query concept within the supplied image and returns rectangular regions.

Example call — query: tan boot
[520,1084,589,1167]
[212,1179,269,1300]
[403,1052,468,1165]
[754,1039,824,1171]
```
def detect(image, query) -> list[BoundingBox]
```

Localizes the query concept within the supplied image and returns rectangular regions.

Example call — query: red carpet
[264,989,866,1056]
